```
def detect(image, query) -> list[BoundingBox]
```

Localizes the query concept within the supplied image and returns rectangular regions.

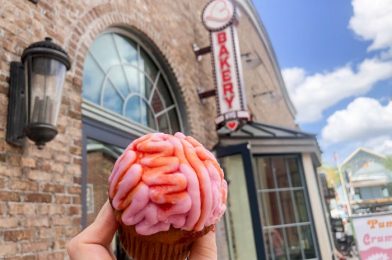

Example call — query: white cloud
[282,58,392,123]
[284,0,392,162]
[363,135,392,155]
[321,97,392,144]
[282,0,392,124]
[281,67,305,94]
[349,0,392,51]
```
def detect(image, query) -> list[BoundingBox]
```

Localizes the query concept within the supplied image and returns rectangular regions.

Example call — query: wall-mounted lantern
[6,37,71,149]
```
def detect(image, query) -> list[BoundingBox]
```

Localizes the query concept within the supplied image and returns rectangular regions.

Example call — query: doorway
[81,117,137,259]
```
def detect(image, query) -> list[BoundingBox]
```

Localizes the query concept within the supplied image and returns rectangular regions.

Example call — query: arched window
[80,29,185,233]
[82,30,182,134]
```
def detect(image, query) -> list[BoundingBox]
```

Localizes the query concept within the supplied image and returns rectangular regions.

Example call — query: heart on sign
[205,0,232,24]
[226,120,239,131]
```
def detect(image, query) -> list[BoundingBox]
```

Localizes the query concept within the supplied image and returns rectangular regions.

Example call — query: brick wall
[0,0,296,259]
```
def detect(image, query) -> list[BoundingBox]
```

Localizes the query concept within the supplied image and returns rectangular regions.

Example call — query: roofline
[251,121,315,137]
[218,121,317,139]
[341,147,386,167]
[235,0,297,117]
[217,121,322,165]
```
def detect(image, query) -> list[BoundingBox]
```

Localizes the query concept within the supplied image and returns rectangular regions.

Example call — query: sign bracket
[198,88,216,101]
[192,44,211,61]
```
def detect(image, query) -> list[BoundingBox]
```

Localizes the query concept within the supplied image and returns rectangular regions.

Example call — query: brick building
[0,0,334,259]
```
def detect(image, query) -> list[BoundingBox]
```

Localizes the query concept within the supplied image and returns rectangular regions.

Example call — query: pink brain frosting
[108,133,227,235]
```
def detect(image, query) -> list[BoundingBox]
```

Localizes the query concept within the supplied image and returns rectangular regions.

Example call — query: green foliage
[383,155,392,171]
[318,165,341,187]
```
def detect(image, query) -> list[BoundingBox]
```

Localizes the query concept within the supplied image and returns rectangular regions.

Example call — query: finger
[75,200,118,246]
[189,231,217,260]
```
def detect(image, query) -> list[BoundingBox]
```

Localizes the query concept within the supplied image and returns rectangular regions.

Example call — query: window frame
[253,153,320,260]
[82,27,185,135]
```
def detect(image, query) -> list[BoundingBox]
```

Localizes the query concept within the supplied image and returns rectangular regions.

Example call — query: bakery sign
[202,0,250,131]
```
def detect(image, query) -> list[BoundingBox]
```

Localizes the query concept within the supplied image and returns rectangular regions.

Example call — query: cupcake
[108,132,227,260]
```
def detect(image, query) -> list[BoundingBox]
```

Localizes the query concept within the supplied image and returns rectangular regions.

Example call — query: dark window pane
[270,228,287,259]
[151,91,164,113]
[286,227,302,258]
[255,157,275,189]
[156,77,174,106]
[301,225,317,259]
[142,74,154,100]
[279,191,296,224]
[359,186,385,200]
[272,157,289,188]
[294,190,309,222]
[168,109,181,133]
[157,114,170,133]
[259,192,282,226]
[288,157,301,187]
[146,105,156,129]
[263,231,273,260]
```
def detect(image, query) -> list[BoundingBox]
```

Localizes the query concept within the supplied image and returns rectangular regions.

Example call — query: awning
[217,121,322,165]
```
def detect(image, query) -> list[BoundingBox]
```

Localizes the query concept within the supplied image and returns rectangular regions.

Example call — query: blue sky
[255,0,392,165]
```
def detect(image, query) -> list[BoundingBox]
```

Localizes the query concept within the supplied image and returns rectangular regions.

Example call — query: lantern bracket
[6,62,26,147]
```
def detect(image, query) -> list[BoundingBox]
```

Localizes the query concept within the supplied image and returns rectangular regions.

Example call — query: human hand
[189,229,217,260]
[67,200,118,260]
[67,200,217,260]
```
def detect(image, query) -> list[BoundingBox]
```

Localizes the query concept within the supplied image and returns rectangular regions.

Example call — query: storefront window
[255,156,318,259]
[82,31,181,134]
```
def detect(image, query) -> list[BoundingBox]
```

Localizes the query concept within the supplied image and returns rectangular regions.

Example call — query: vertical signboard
[202,0,250,132]
[352,213,392,259]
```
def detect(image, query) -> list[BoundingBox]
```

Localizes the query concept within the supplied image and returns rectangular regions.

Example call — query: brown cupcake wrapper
[118,224,214,260]
[110,199,214,259]
[119,225,191,260]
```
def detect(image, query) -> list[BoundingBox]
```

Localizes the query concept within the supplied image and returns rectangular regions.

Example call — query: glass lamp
[6,37,71,149]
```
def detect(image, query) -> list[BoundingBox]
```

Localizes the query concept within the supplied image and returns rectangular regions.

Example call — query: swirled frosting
[108,133,227,236]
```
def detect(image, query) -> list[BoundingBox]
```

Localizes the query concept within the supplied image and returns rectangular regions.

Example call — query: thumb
[76,200,118,246]
[189,231,217,260]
